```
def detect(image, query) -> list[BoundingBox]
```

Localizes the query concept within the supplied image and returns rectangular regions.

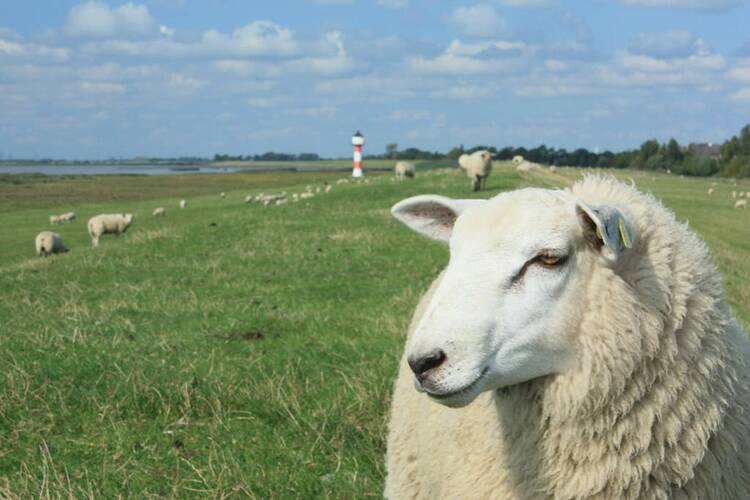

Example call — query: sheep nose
[408,350,447,378]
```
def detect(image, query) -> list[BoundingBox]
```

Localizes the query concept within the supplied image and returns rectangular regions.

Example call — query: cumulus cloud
[629,31,703,59]
[620,0,745,10]
[409,39,533,75]
[450,4,505,38]
[64,1,157,39]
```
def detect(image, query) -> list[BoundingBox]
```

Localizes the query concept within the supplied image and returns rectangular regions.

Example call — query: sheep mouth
[427,366,489,400]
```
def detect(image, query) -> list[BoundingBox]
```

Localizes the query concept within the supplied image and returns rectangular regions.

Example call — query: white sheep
[516,160,539,172]
[511,155,524,165]
[300,192,314,200]
[325,185,332,193]
[35,231,68,257]
[179,199,187,209]
[394,161,416,180]
[458,150,493,192]
[708,187,715,195]
[548,165,557,173]
[152,207,166,217]
[733,191,737,199]
[49,212,75,224]
[87,213,134,247]
[736,199,747,209]
[220,192,226,198]
[386,175,750,499]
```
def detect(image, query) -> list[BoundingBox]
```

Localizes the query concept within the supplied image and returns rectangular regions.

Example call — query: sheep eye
[537,254,564,266]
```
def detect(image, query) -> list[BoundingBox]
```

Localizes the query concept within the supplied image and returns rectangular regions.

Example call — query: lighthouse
[352,130,364,178]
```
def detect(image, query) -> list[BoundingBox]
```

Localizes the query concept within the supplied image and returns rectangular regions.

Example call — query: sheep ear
[391,194,485,243]
[576,201,634,264]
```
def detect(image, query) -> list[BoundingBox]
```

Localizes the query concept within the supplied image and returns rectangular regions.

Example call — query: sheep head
[391,188,635,408]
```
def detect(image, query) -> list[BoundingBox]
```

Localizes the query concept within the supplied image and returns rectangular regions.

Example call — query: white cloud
[728,61,750,82]
[495,0,556,5]
[450,5,505,38]
[730,88,750,101]
[377,0,409,7]
[409,39,533,75]
[0,38,69,62]
[628,31,703,59]
[431,84,491,99]
[201,21,298,57]
[620,0,744,10]
[80,81,127,94]
[64,2,156,39]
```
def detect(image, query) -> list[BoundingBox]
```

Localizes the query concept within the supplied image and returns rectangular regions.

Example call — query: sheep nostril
[408,350,447,378]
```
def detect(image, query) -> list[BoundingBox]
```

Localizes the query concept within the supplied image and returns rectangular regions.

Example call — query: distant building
[683,142,721,159]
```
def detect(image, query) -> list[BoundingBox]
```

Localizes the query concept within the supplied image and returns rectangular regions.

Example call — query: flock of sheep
[33,180,348,257]
[706,182,749,208]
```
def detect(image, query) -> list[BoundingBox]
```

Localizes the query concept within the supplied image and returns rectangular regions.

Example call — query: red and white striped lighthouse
[352,130,364,178]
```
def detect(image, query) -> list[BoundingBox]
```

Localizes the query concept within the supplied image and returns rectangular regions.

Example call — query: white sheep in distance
[179,199,187,209]
[458,150,493,192]
[49,212,75,224]
[708,187,715,195]
[220,192,226,198]
[511,155,524,165]
[88,213,134,247]
[736,199,747,209]
[385,175,750,498]
[394,161,416,180]
[35,231,69,257]
[152,207,166,217]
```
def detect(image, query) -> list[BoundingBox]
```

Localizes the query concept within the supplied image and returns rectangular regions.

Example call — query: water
[0,164,243,176]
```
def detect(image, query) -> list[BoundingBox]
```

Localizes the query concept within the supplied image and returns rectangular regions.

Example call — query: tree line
[212,123,750,178]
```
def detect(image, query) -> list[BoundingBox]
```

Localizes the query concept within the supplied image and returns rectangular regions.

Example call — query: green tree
[385,143,398,159]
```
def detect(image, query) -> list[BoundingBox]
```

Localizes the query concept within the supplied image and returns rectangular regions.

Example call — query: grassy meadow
[0,164,749,497]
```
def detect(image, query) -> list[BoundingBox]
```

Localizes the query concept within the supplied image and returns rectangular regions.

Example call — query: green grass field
[1,165,748,497]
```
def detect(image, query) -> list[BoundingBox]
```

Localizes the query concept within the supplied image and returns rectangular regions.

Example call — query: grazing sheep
[220,192,226,198]
[458,150,493,192]
[733,191,737,199]
[548,165,557,174]
[515,160,538,173]
[386,175,750,499]
[300,192,314,200]
[395,161,416,180]
[152,207,166,217]
[511,155,524,165]
[35,231,68,257]
[736,199,747,209]
[244,195,253,204]
[179,199,187,209]
[49,212,75,224]
[87,213,134,247]
[708,187,715,195]
[325,185,332,193]
[276,198,288,205]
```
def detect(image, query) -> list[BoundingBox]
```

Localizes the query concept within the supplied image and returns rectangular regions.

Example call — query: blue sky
[1,0,750,159]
